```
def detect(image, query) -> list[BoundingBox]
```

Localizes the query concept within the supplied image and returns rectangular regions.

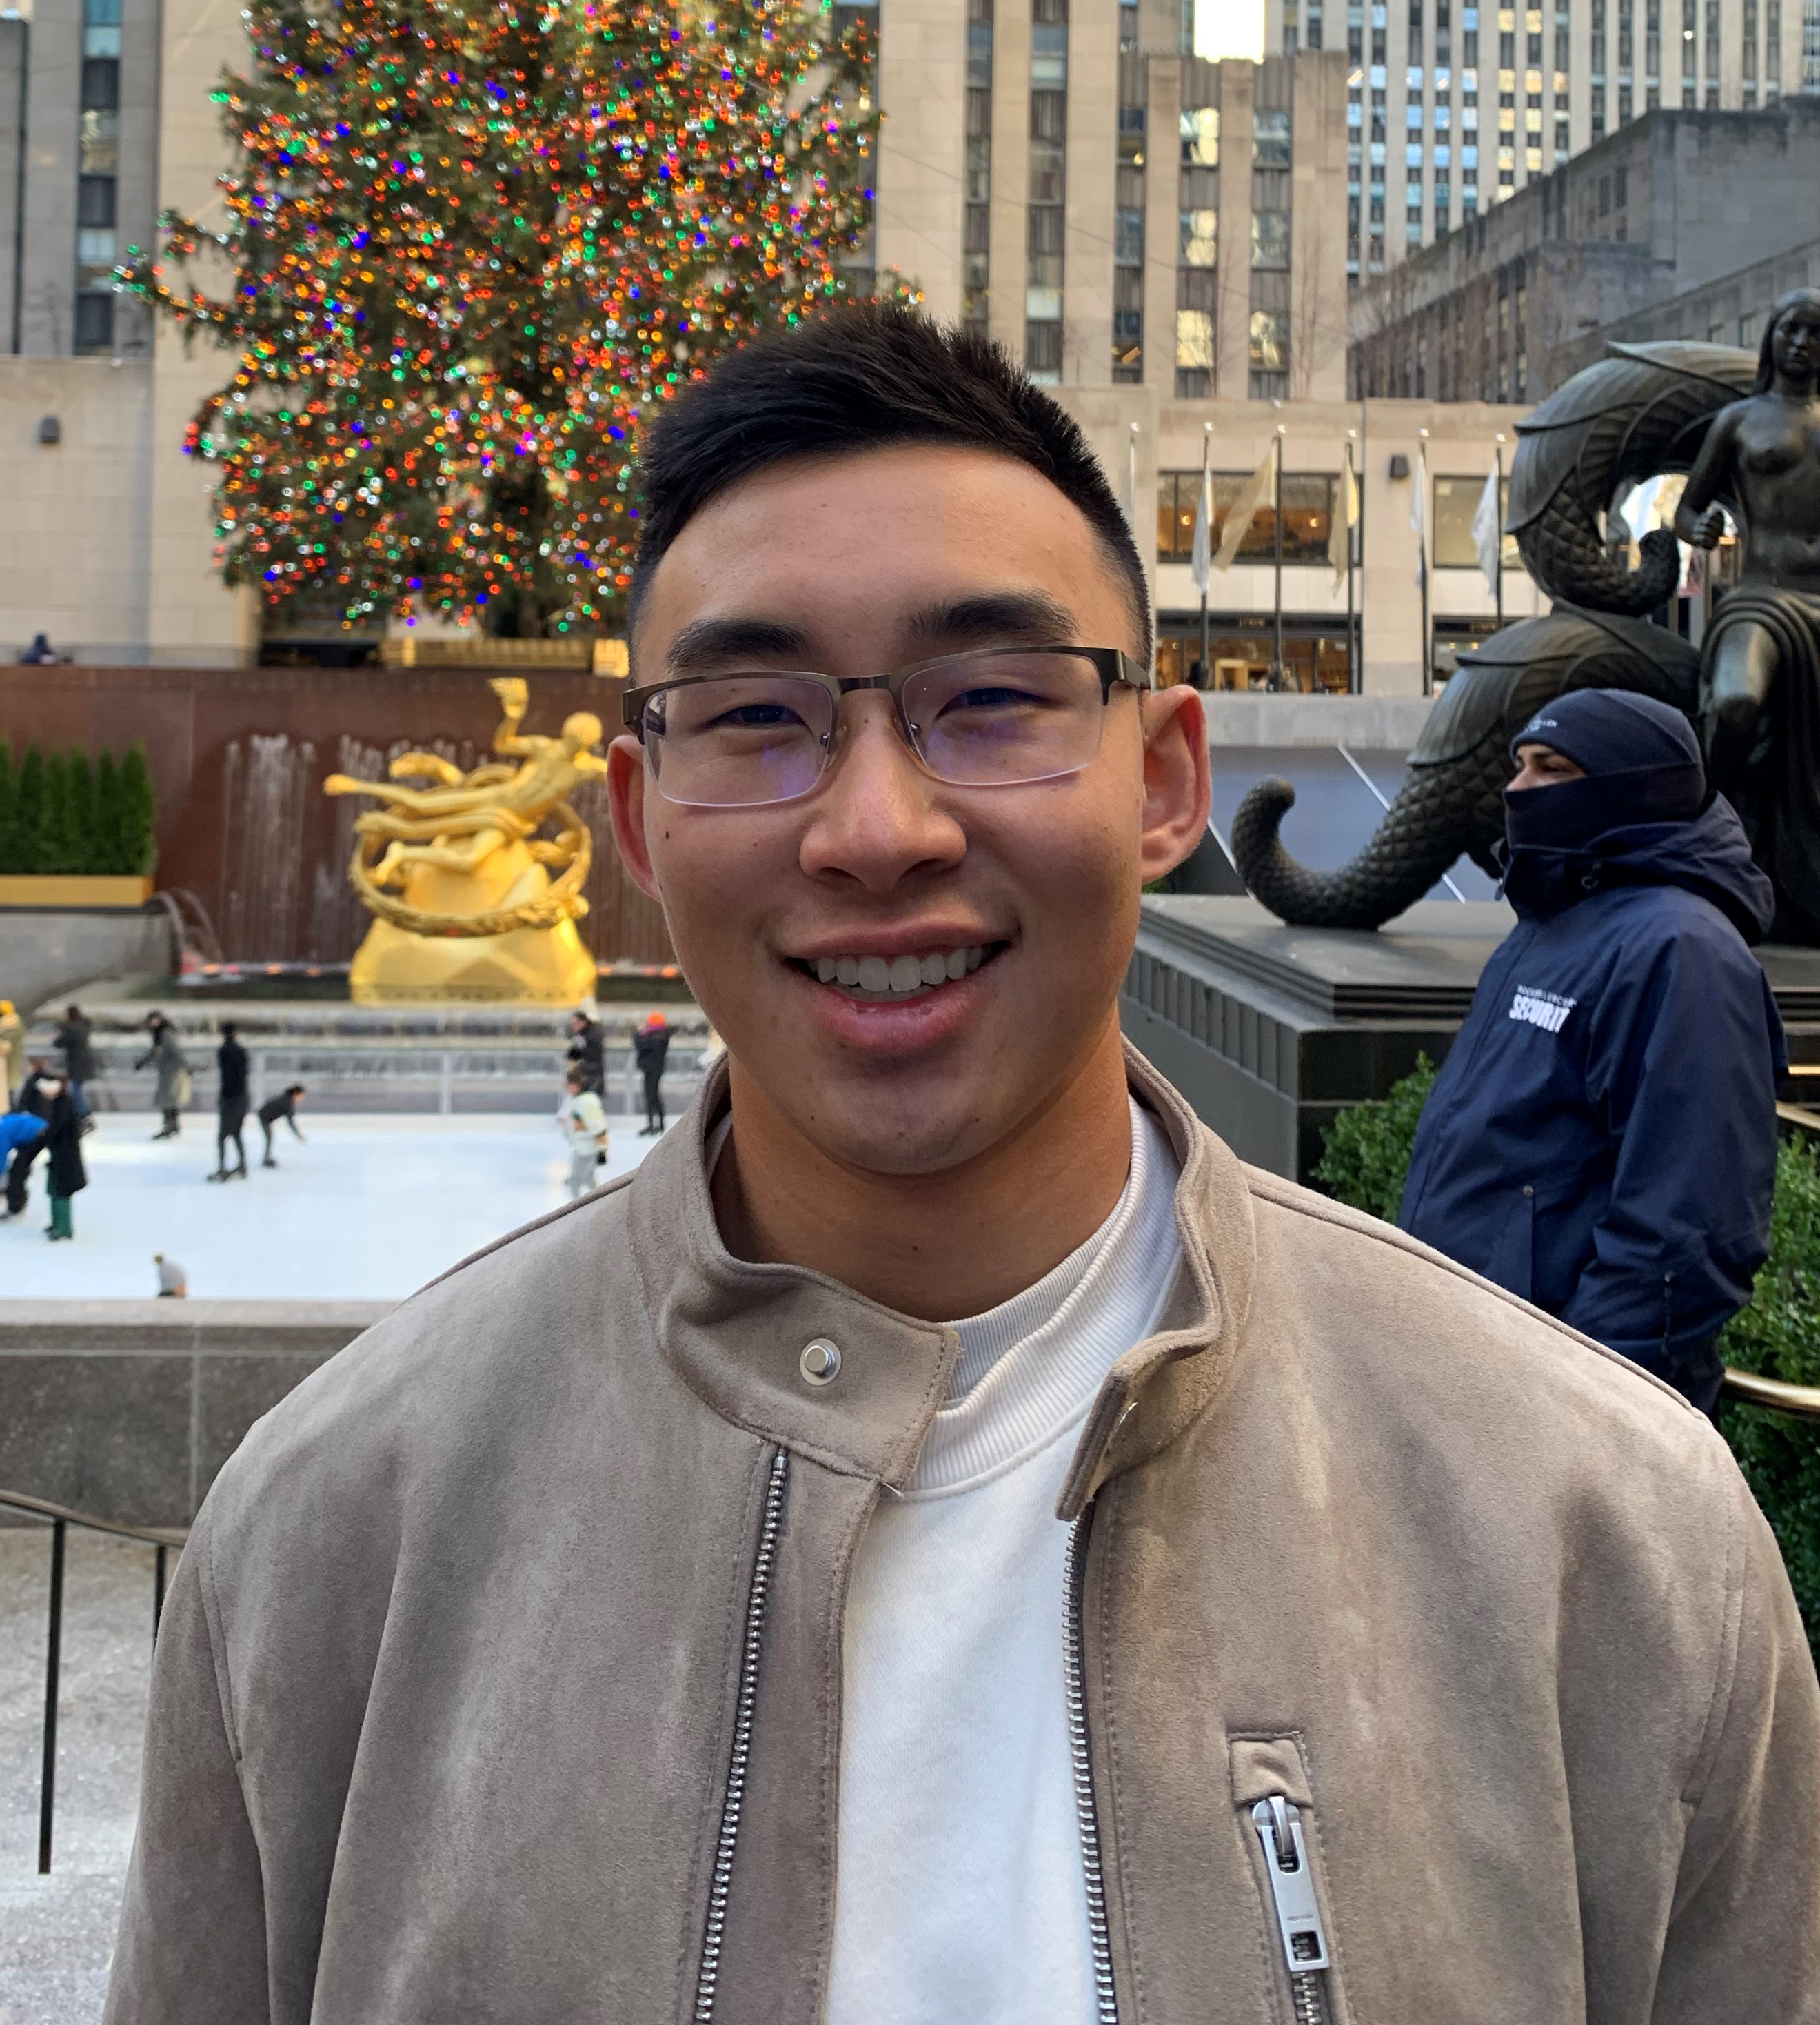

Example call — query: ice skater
[259,1085,308,1168]
[2,1058,54,1219]
[209,1023,250,1181]
[136,1014,190,1139]
[39,1075,85,1240]
[0,1102,47,1222]
[632,1012,669,1136]
[557,1069,609,1199]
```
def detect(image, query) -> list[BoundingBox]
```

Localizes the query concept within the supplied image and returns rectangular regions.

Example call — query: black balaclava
[1504,689,1705,854]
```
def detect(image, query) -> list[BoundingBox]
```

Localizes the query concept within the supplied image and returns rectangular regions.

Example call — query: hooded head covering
[1498,689,1775,938]
[1506,689,1706,852]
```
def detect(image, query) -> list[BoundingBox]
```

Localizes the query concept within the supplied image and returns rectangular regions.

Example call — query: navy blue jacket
[1399,798,1784,1406]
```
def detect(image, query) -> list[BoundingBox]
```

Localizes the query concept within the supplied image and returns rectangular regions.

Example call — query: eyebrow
[902,590,1080,649]
[663,616,817,674]
[660,590,1080,678]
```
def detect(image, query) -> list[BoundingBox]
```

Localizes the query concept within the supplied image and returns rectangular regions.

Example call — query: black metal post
[1345,443,1357,694]
[39,1518,65,1875]
[154,1540,168,1644]
[1495,441,1506,631]
[1273,434,1285,686]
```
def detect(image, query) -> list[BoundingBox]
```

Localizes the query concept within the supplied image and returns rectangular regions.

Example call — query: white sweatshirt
[823,1099,1184,2024]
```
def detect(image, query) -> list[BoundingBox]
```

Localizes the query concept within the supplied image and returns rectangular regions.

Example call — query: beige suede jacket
[105,1049,1820,2025]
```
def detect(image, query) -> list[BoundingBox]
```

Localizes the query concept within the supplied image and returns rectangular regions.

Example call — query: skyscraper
[1266,0,1806,278]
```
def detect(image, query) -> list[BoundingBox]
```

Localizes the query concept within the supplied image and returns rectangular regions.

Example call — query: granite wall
[0,1300,391,1527]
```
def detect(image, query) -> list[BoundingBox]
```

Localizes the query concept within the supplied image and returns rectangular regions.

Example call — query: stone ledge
[0,1299,392,1356]
[1200,693,1436,749]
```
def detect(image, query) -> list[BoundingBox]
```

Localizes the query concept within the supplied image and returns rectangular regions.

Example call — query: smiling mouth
[791,944,1003,1003]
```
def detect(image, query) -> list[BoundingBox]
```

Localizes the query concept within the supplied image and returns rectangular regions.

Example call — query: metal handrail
[0,1488,187,1874]
[1721,1368,1820,1420]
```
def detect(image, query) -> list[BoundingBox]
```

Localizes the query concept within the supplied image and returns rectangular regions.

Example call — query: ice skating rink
[0,1112,661,1300]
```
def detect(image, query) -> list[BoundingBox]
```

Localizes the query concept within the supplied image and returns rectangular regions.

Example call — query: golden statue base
[347,838,598,1005]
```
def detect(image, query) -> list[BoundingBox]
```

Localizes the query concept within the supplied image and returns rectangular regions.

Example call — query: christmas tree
[121,0,887,639]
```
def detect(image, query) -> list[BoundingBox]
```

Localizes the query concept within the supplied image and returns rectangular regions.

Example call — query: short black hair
[629,303,1151,664]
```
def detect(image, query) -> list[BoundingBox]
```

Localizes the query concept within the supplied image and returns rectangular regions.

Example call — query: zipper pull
[1249,1795,1331,1975]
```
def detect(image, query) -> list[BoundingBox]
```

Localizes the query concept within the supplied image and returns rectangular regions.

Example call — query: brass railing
[0,1489,186,1873]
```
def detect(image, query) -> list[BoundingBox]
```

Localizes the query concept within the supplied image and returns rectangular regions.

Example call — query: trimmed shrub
[117,742,157,876]
[12,745,47,874]
[1316,1060,1820,1646]
[1312,1054,1437,1225]
[0,739,156,876]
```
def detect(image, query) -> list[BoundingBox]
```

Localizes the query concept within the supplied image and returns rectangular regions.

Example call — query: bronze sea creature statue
[1231,317,1820,940]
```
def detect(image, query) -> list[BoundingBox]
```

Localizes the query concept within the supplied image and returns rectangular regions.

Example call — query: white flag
[1410,448,1428,592]
[1213,448,1274,574]
[1190,457,1214,595]
[1470,464,1502,594]
[1328,463,1358,591]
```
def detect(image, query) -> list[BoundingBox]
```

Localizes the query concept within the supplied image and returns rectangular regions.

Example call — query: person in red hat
[631,1011,670,1136]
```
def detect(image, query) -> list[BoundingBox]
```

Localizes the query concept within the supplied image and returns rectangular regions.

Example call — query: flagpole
[1200,422,1211,687]
[1344,436,1357,694]
[1494,434,1505,631]
[1273,426,1285,689]
[1418,428,1431,698]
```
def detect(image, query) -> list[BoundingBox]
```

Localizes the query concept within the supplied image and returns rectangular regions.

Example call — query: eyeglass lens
[643,651,1109,808]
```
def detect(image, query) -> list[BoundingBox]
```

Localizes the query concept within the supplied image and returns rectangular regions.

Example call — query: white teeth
[808,945,995,998]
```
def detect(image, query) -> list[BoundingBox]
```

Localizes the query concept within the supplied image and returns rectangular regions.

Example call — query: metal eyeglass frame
[620,645,1155,803]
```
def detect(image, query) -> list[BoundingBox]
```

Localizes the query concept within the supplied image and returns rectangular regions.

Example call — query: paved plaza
[1,1111,661,1301]
[0,1529,156,2025]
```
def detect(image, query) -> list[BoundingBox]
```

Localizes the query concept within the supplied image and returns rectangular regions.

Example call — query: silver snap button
[800,1339,842,1387]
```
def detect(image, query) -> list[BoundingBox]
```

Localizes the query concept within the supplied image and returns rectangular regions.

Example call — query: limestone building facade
[0,0,1368,667]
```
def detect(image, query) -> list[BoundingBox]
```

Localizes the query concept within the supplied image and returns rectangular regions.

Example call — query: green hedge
[1315,1062,1820,1645]
[0,741,156,877]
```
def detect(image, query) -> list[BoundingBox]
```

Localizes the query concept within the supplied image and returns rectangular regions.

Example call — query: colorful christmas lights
[121,0,888,638]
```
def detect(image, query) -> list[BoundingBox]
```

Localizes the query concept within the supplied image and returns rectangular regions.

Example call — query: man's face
[1510,742,1586,792]
[608,443,1207,1178]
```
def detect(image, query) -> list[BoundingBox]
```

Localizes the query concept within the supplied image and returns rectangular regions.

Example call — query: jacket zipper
[693,1447,790,2025]
[1064,1506,1119,2025]
[1249,1795,1334,2025]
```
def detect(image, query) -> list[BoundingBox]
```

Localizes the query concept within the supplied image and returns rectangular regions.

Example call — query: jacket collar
[627,1041,1256,1507]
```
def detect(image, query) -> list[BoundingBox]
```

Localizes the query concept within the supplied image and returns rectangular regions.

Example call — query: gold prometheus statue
[323,677,606,1003]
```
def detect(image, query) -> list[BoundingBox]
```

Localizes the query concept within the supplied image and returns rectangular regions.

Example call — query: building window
[1026,0,1067,380]
[1180,210,1218,265]
[1180,106,1220,164]
[1433,475,1517,566]
[1249,308,1289,370]
[964,0,993,332]
[1157,471,1337,562]
[1251,211,1291,267]
[75,0,123,353]
[1253,108,1293,165]
[1175,309,1215,380]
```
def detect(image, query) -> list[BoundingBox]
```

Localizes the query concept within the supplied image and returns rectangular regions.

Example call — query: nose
[796,693,967,893]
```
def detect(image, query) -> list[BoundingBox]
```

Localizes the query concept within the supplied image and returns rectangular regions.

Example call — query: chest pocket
[1231,1735,1354,2025]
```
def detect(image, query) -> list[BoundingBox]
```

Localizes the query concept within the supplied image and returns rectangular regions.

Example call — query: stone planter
[0,876,154,907]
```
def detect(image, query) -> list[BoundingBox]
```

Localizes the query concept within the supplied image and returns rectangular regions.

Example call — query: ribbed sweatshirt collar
[908,1098,1182,1496]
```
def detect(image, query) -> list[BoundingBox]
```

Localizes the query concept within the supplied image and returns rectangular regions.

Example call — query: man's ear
[1138,685,1212,883]
[607,735,663,902]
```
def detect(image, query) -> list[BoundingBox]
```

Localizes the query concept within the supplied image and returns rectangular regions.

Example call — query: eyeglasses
[622,646,1152,809]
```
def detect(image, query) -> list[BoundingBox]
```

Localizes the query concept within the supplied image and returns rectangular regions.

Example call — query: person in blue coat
[1399,688,1786,1412]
